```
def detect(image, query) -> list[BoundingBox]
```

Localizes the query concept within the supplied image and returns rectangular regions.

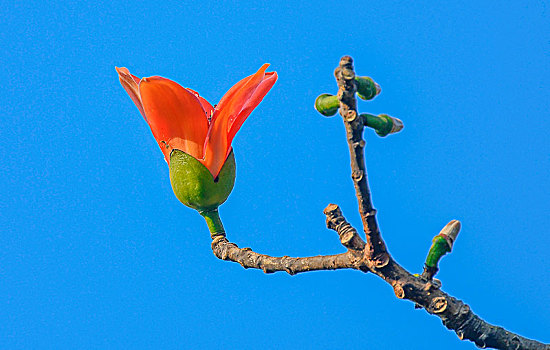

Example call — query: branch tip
[323,203,366,251]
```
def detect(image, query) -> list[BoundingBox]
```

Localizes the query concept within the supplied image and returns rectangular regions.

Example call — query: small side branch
[211,235,359,275]
[203,208,361,275]
[421,220,461,280]
[323,203,365,251]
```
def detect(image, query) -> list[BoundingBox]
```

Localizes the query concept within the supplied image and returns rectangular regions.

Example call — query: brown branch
[211,234,361,275]
[204,55,548,349]
[321,204,548,349]
[368,258,549,350]
[331,56,549,350]
[323,203,365,251]
[334,56,389,268]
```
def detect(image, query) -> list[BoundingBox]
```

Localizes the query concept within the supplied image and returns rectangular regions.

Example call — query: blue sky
[1,1,548,349]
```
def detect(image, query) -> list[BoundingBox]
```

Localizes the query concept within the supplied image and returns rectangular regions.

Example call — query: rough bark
[211,235,361,275]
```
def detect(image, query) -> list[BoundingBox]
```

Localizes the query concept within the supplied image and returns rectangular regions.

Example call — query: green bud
[169,150,236,211]
[314,93,339,117]
[425,236,451,268]
[425,220,461,268]
[362,113,404,137]
[355,76,381,101]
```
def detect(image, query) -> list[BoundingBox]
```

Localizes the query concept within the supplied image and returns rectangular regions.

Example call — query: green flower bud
[423,220,461,281]
[362,113,404,137]
[169,149,236,211]
[355,76,381,101]
[314,93,339,117]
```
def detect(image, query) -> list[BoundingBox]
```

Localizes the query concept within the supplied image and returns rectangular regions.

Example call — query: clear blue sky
[1,1,548,349]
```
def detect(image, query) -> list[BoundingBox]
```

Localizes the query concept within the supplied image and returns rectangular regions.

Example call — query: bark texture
[211,235,360,275]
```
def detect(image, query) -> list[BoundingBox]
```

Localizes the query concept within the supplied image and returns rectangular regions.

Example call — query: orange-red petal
[227,71,277,143]
[139,76,209,163]
[186,88,214,119]
[116,67,145,117]
[203,64,277,177]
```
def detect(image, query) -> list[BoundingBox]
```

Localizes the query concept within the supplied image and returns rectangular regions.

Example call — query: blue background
[1,1,548,349]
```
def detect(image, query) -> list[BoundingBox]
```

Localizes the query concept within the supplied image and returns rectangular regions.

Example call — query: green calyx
[169,149,236,211]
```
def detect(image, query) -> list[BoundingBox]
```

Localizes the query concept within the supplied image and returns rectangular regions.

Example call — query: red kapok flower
[116,64,278,178]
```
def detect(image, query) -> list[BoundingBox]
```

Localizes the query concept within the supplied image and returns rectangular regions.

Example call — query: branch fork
[199,57,548,350]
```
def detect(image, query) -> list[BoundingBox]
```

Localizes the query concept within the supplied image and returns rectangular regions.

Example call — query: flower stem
[199,208,225,238]
[425,236,451,268]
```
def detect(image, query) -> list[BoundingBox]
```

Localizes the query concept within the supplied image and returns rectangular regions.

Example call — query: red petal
[116,67,145,117]
[139,77,209,163]
[227,71,277,142]
[186,88,214,119]
[203,64,277,177]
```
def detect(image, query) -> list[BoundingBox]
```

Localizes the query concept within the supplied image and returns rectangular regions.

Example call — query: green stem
[199,208,225,237]
[425,236,451,268]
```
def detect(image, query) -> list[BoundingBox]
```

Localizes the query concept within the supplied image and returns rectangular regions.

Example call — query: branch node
[475,338,487,349]
[431,296,448,314]
[393,282,405,299]
[323,203,366,251]
[284,266,296,276]
[342,68,355,81]
[352,140,365,149]
[372,253,390,268]
[365,209,377,218]
[339,55,353,67]
[345,109,357,122]
[351,169,364,181]
[339,230,355,247]
[422,278,442,291]
[422,264,439,281]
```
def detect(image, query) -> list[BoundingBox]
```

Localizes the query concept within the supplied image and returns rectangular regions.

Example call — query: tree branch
[323,203,365,251]
[331,56,549,350]
[210,232,362,275]
[204,56,549,349]
[334,56,389,268]
[365,256,549,349]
